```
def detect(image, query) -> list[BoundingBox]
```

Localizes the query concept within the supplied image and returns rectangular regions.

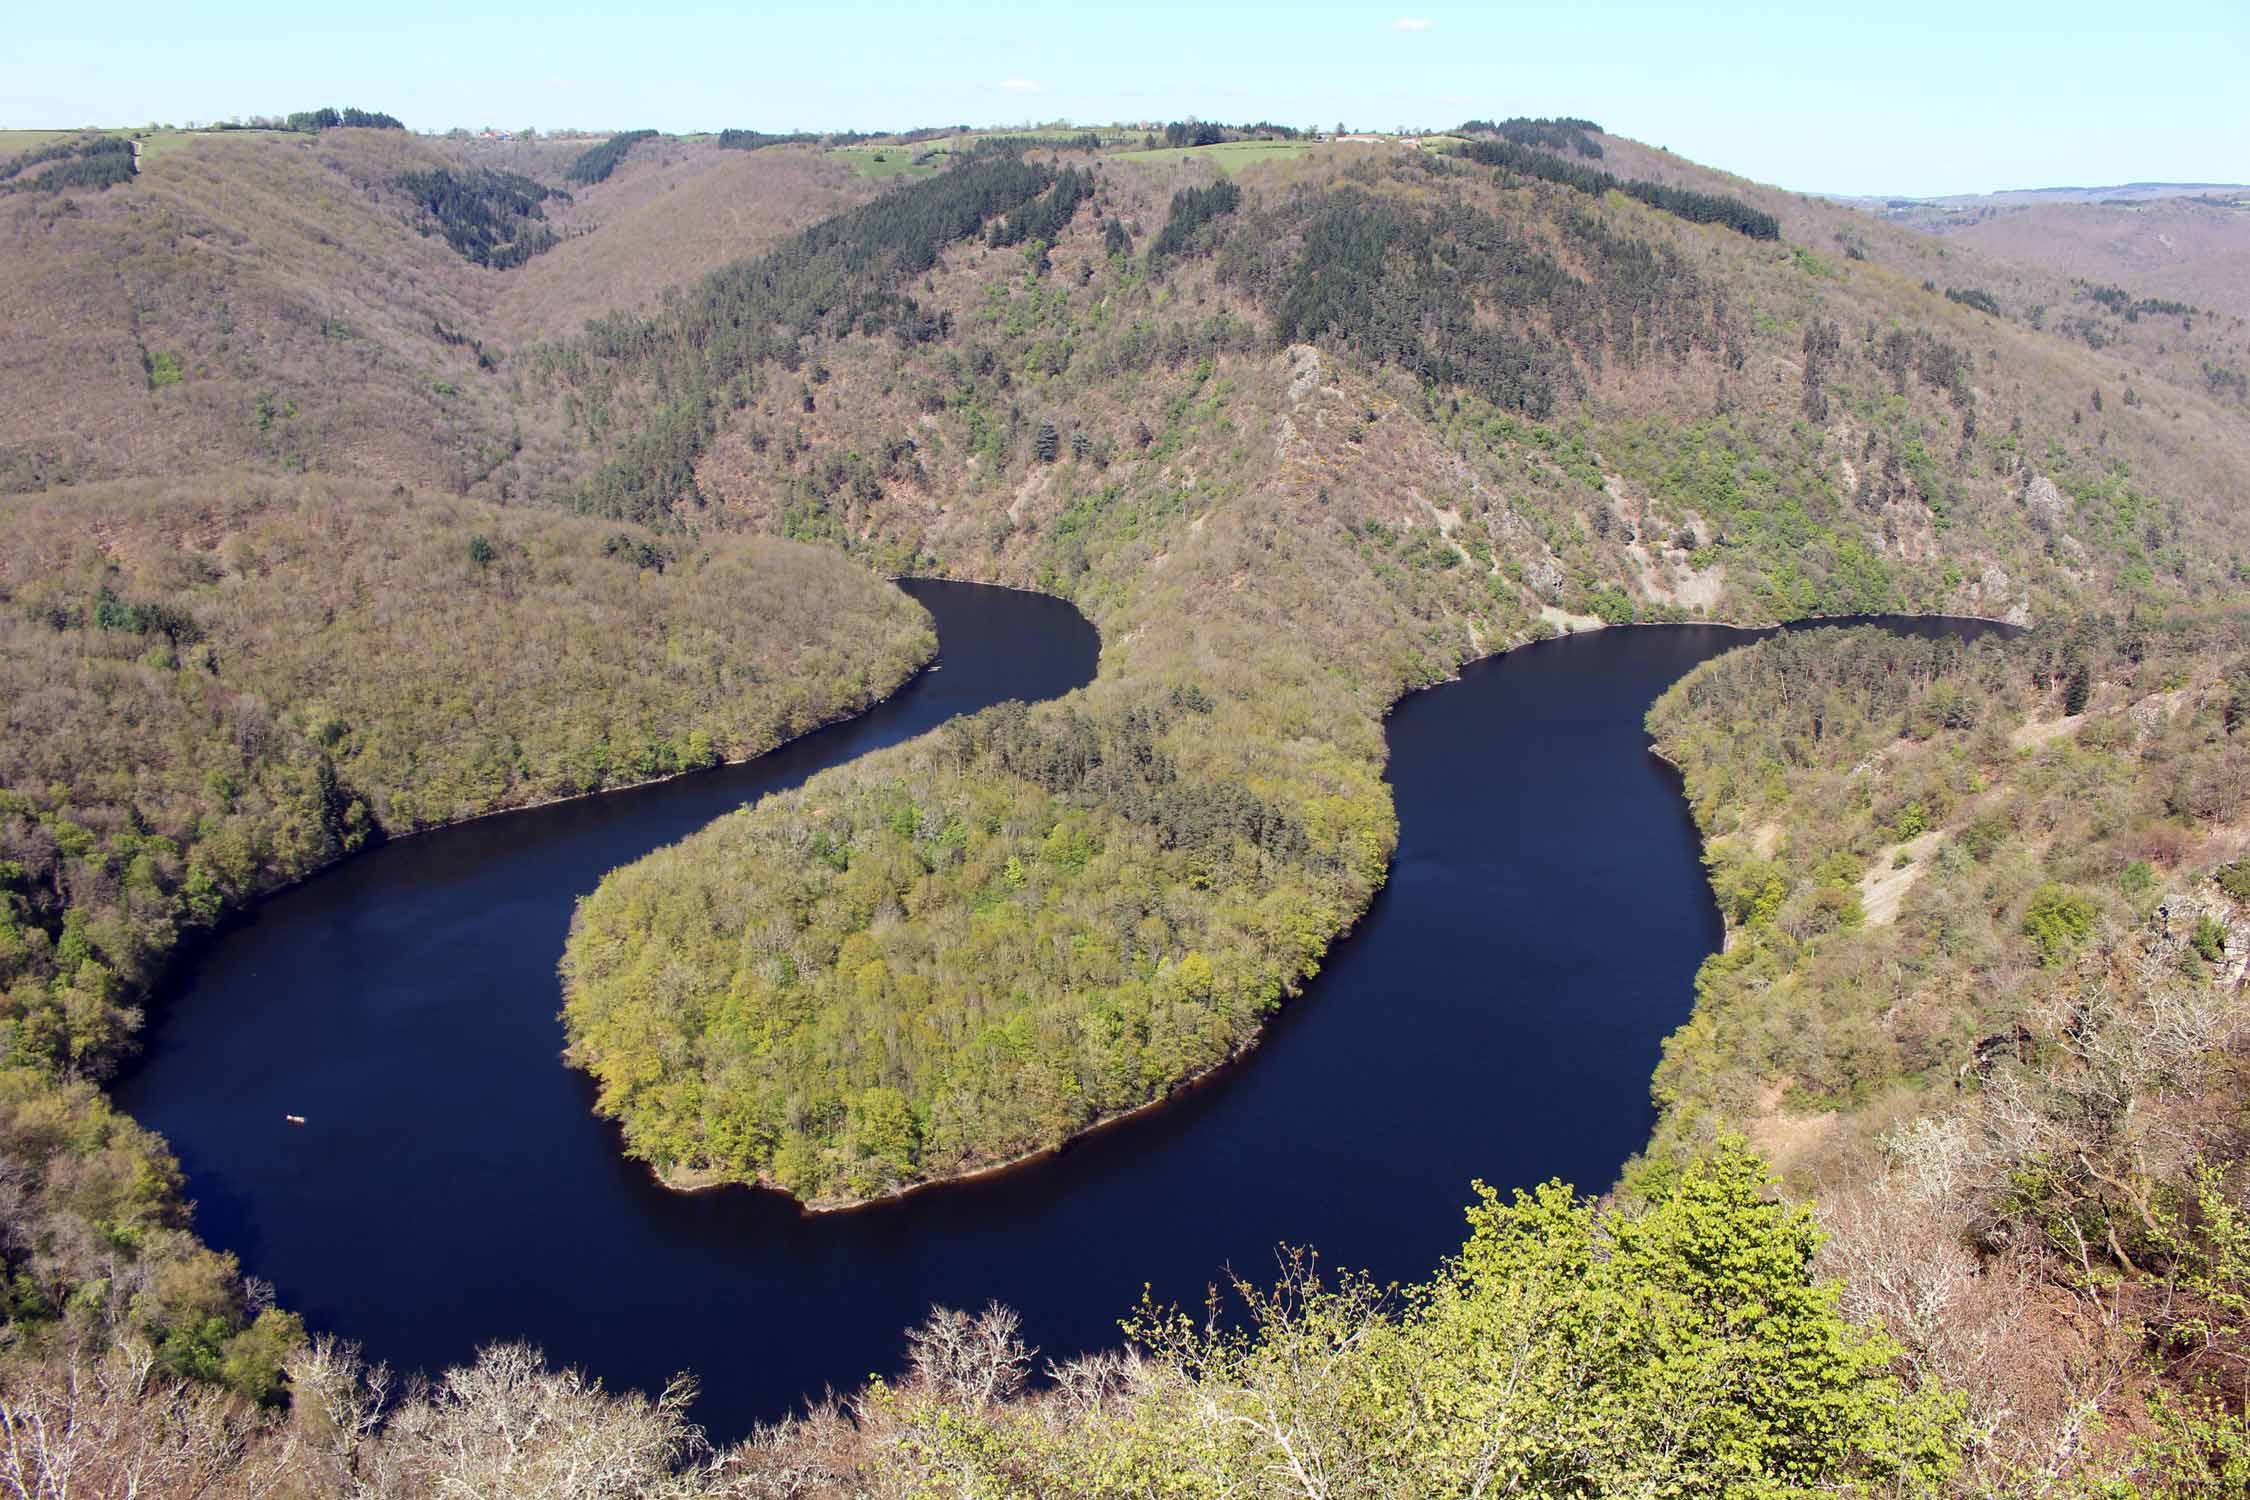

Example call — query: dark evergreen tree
[394,168,564,269]
[1459,138,1779,240]
[716,130,822,151]
[1458,117,1605,158]
[565,130,658,185]
[2064,657,2093,715]
[1148,180,1241,267]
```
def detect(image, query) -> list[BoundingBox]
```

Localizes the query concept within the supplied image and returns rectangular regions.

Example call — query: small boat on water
[284,1114,306,1125]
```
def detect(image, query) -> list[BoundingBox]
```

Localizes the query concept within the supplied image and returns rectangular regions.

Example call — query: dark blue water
[117,591,1997,1440]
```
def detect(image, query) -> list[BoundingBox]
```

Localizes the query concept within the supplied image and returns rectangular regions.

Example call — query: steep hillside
[0,127,550,493]
[0,128,866,498]
[482,138,873,340]
[1587,136,2250,429]
[1868,190,2250,320]
[1644,617,2250,1490]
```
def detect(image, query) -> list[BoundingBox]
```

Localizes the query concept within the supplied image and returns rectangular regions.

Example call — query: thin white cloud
[998,78,1043,94]
[1391,16,1433,31]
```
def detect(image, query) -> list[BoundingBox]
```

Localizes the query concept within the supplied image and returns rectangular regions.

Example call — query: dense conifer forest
[0,135,134,194]
[393,165,566,267]
[715,129,823,151]
[1457,115,1606,157]
[1459,137,1781,239]
[564,128,658,184]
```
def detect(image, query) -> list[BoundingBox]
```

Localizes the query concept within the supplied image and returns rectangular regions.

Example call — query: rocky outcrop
[2020,474,2067,533]
[2151,882,2250,989]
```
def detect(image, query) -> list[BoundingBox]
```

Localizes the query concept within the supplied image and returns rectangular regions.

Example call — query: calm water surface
[117,588,1996,1439]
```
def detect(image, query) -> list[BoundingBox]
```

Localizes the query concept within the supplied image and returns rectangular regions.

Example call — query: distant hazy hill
[1834,182,2250,320]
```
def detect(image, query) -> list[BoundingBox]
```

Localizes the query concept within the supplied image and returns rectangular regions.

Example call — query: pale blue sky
[7,1,2244,196]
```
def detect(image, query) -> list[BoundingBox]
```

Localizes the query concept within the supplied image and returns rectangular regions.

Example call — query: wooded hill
[0,125,869,495]
[0,473,930,1402]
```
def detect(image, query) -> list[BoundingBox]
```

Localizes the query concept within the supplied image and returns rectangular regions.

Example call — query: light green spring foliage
[0,473,931,1075]
[819,1143,1960,1497]
[0,1066,305,1402]
[1640,617,2249,1141]
[565,689,1396,1204]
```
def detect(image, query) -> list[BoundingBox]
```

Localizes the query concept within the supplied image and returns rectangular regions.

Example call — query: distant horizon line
[7,116,2241,204]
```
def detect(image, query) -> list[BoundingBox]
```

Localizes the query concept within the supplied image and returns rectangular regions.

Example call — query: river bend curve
[118,594,1998,1440]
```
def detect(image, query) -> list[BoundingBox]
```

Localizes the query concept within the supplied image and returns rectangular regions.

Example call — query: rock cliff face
[2152,881,2250,990]
[2019,474,2067,534]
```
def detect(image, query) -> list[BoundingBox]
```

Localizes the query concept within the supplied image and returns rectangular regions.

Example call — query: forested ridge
[565,129,657,185]
[1458,137,1782,240]
[393,165,565,268]
[5,109,2250,1496]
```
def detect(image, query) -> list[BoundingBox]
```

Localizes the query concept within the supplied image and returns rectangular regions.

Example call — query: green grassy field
[833,126,1154,180]
[1,126,262,166]
[833,145,940,180]
[1114,138,1314,171]
[0,130,77,155]
[133,128,225,160]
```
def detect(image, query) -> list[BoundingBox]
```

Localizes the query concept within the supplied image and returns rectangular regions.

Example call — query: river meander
[116,582,1999,1440]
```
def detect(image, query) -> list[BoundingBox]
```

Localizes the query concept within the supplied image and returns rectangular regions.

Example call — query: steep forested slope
[0,127,864,498]
[1645,618,2250,1489]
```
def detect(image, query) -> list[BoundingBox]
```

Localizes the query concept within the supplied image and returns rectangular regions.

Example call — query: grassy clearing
[0,130,75,155]
[2,126,285,163]
[131,128,222,160]
[1113,138,1314,172]
[833,145,939,181]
